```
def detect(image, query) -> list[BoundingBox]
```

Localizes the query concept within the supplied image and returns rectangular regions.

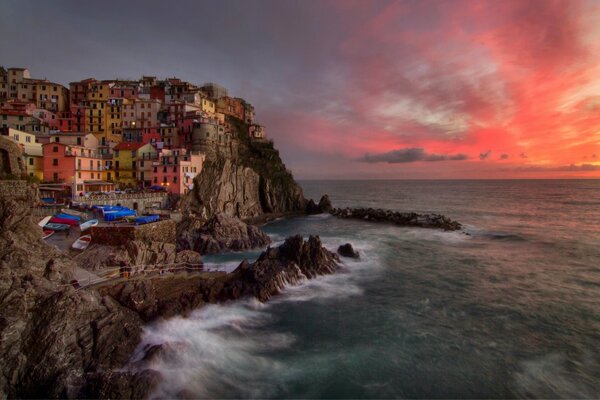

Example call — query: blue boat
[55,213,81,221]
[135,215,160,225]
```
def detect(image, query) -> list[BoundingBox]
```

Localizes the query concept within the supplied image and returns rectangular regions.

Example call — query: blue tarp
[41,197,55,203]
[135,215,160,225]
[104,209,136,221]
[55,213,81,221]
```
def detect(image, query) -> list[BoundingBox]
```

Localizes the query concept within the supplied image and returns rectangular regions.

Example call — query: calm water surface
[136,180,600,398]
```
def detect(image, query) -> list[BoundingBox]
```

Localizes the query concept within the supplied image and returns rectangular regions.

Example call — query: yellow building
[113,141,146,184]
[1,128,43,179]
[34,81,69,113]
[105,100,123,143]
[200,98,215,115]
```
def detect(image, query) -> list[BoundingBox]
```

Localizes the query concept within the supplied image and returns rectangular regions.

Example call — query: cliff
[0,185,151,398]
[183,117,306,219]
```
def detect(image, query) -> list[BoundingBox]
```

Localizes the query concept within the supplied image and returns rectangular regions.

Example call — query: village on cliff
[0,66,267,198]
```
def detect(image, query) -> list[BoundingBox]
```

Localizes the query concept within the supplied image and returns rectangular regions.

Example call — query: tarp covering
[135,215,160,225]
[104,209,136,221]
[55,213,81,221]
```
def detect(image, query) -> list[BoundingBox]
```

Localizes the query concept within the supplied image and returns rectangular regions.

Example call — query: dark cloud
[362,148,468,164]
[479,150,492,160]
[500,153,509,160]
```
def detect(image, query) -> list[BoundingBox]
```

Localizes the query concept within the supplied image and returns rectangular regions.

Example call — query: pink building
[42,141,113,194]
[150,148,204,195]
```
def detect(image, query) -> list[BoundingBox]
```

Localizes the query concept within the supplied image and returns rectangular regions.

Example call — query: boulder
[318,195,333,213]
[176,212,271,254]
[337,243,359,258]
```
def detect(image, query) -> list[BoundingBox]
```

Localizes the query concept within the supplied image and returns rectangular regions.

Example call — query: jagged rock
[79,369,161,399]
[306,194,333,214]
[177,212,271,254]
[331,207,462,231]
[102,235,340,320]
[318,195,333,213]
[337,243,359,258]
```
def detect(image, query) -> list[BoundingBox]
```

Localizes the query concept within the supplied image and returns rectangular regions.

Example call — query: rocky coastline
[330,207,462,231]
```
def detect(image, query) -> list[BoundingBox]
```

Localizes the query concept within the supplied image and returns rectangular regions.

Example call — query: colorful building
[42,141,112,194]
[0,127,43,179]
[151,148,204,195]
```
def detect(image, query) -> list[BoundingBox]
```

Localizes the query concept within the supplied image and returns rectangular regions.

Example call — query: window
[53,172,58,181]
[173,176,177,183]
[55,137,60,143]
[53,146,58,152]
[90,160,93,170]
[91,173,94,179]
[154,177,157,183]
[14,134,19,141]
[52,159,58,166]
[78,172,81,178]
[25,136,31,143]
[28,158,33,165]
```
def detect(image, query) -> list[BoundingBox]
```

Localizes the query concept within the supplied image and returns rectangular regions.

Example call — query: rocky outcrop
[331,207,462,231]
[177,212,271,254]
[222,235,340,302]
[0,187,148,398]
[182,117,306,219]
[0,136,26,178]
[102,235,341,321]
[338,243,359,258]
[75,240,202,273]
[306,194,333,214]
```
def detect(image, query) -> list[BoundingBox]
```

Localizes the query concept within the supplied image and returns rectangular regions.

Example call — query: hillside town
[0,66,267,197]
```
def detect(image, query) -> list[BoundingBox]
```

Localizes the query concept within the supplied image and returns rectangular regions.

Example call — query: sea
[133,180,600,399]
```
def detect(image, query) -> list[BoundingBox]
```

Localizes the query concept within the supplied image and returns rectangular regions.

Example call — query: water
[134,180,600,398]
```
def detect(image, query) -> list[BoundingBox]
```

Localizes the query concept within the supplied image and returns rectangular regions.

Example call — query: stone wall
[72,193,168,211]
[90,220,176,246]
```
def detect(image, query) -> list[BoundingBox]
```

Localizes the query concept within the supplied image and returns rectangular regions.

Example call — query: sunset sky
[2,0,600,179]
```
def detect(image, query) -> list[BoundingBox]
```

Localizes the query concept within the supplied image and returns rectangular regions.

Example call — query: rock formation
[177,212,271,254]
[182,117,306,219]
[338,243,360,258]
[306,194,333,214]
[331,207,462,231]
[102,235,340,320]
[0,185,146,398]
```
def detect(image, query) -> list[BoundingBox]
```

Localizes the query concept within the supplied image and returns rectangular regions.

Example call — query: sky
[2,0,600,179]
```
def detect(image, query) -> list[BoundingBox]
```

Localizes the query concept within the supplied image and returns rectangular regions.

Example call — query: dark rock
[331,207,462,231]
[337,243,359,258]
[80,369,161,399]
[176,212,271,254]
[318,195,333,213]
[306,194,333,214]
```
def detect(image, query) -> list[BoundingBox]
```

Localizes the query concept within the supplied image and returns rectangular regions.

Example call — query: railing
[72,192,169,202]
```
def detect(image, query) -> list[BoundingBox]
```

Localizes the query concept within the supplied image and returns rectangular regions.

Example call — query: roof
[114,141,146,151]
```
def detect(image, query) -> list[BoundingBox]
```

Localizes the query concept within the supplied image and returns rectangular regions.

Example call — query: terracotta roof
[113,141,146,151]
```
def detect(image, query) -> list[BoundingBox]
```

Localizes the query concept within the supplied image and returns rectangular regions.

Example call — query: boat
[38,216,52,227]
[56,213,81,221]
[61,208,88,218]
[42,229,54,239]
[49,217,79,227]
[80,219,98,232]
[71,235,92,250]
[44,222,70,231]
[135,215,160,225]
[104,209,136,221]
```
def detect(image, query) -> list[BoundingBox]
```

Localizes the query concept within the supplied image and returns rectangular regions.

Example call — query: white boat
[38,216,52,227]
[80,219,98,232]
[61,208,88,218]
[71,235,92,250]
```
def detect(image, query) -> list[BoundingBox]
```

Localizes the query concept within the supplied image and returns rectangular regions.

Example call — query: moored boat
[71,235,92,250]
[56,213,81,221]
[38,216,52,227]
[80,219,98,232]
[49,217,79,227]
[42,229,54,239]
[44,222,70,231]
[61,208,88,218]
